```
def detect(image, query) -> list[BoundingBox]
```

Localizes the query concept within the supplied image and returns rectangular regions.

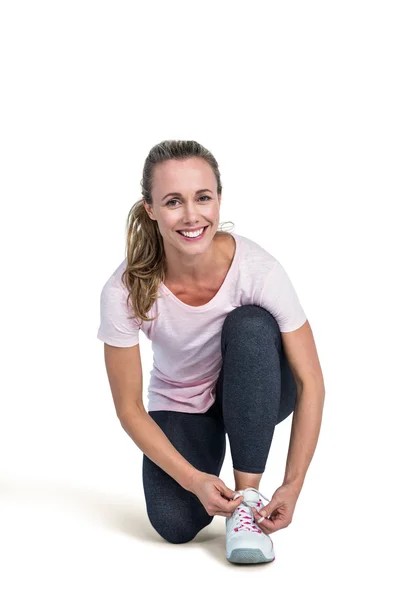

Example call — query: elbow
[298,378,325,398]
[117,406,146,425]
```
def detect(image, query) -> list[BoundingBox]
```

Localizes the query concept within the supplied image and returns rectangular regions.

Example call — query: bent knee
[148,514,213,544]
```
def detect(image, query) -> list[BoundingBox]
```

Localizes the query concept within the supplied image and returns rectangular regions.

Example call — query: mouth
[176,226,209,241]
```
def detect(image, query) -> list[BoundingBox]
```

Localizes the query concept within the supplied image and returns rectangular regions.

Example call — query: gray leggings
[143,305,298,544]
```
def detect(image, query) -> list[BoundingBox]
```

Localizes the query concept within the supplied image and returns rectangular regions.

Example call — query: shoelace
[231,487,271,534]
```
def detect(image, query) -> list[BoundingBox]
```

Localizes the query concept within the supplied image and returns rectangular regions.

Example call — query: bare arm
[283,383,325,493]
[102,342,200,492]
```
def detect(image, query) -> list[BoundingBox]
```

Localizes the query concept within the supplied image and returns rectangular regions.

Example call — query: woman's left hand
[251,483,300,534]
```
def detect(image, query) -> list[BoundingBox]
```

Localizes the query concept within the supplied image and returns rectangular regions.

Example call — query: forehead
[152,158,215,193]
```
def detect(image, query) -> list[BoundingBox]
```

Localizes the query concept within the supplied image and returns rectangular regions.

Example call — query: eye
[166,195,211,207]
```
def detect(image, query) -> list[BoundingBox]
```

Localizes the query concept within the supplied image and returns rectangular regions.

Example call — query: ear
[143,199,155,220]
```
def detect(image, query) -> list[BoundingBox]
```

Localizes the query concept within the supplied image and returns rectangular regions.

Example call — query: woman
[97,139,325,564]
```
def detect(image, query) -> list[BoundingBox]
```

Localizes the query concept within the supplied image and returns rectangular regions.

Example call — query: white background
[1,0,399,597]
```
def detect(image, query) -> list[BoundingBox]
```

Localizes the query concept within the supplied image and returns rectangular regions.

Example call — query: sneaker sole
[227,548,276,564]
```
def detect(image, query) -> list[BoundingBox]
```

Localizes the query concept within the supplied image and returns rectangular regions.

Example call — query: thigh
[142,402,226,544]
[214,304,298,473]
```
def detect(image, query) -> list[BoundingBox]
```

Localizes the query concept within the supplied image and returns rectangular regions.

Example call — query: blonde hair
[121,140,234,325]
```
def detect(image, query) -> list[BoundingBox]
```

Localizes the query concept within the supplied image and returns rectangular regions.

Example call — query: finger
[252,510,277,533]
[222,493,243,506]
[219,495,243,512]
[229,495,244,508]
[221,485,239,500]
[256,502,276,519]
[251,506,272,520]
[252,507,277,526]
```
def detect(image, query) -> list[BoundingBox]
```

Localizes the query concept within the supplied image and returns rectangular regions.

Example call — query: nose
[182,206,202,225]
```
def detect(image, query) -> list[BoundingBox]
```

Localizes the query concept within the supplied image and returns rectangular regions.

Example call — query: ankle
[233,469,263,491]
[234,471,262,491]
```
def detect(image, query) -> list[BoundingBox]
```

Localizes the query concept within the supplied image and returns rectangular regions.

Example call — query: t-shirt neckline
[160,231,241,312]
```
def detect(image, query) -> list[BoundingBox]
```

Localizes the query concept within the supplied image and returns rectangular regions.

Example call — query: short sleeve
[97,277,141,347]
[258,259,307,333]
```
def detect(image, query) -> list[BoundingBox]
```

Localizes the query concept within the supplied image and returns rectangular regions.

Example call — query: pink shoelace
[231,487,271,534]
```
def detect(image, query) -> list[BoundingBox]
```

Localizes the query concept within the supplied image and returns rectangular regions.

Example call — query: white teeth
[180,227,205,238]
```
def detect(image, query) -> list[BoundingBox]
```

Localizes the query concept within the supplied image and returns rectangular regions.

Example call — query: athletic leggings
[142,304,298,544]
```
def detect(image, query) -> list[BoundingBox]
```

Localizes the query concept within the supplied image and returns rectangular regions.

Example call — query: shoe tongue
[243,489,261,508]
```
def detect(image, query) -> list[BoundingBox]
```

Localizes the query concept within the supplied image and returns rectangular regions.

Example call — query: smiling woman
[97,139,324,564]
[117,141,233,324]
[144,162,224,280]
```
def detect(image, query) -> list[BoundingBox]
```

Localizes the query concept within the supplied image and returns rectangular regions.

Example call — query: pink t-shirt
[97,232,307,414]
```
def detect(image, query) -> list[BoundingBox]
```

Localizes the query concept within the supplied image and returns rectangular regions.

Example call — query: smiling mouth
[177,226,209,236]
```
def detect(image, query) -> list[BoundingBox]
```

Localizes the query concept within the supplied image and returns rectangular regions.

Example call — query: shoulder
[232,232,277,271]
[215,231,236,264]
[101,259,129,295]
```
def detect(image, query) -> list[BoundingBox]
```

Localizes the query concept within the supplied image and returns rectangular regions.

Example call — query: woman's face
[143,157,221,252]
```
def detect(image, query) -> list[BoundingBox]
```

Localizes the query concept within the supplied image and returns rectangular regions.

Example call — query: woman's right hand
[188,471,244,517]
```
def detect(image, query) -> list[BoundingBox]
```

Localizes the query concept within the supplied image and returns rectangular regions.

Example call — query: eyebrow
[161,189,213,202]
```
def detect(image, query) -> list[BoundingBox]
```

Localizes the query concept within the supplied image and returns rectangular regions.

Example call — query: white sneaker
[226,487,275,564]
